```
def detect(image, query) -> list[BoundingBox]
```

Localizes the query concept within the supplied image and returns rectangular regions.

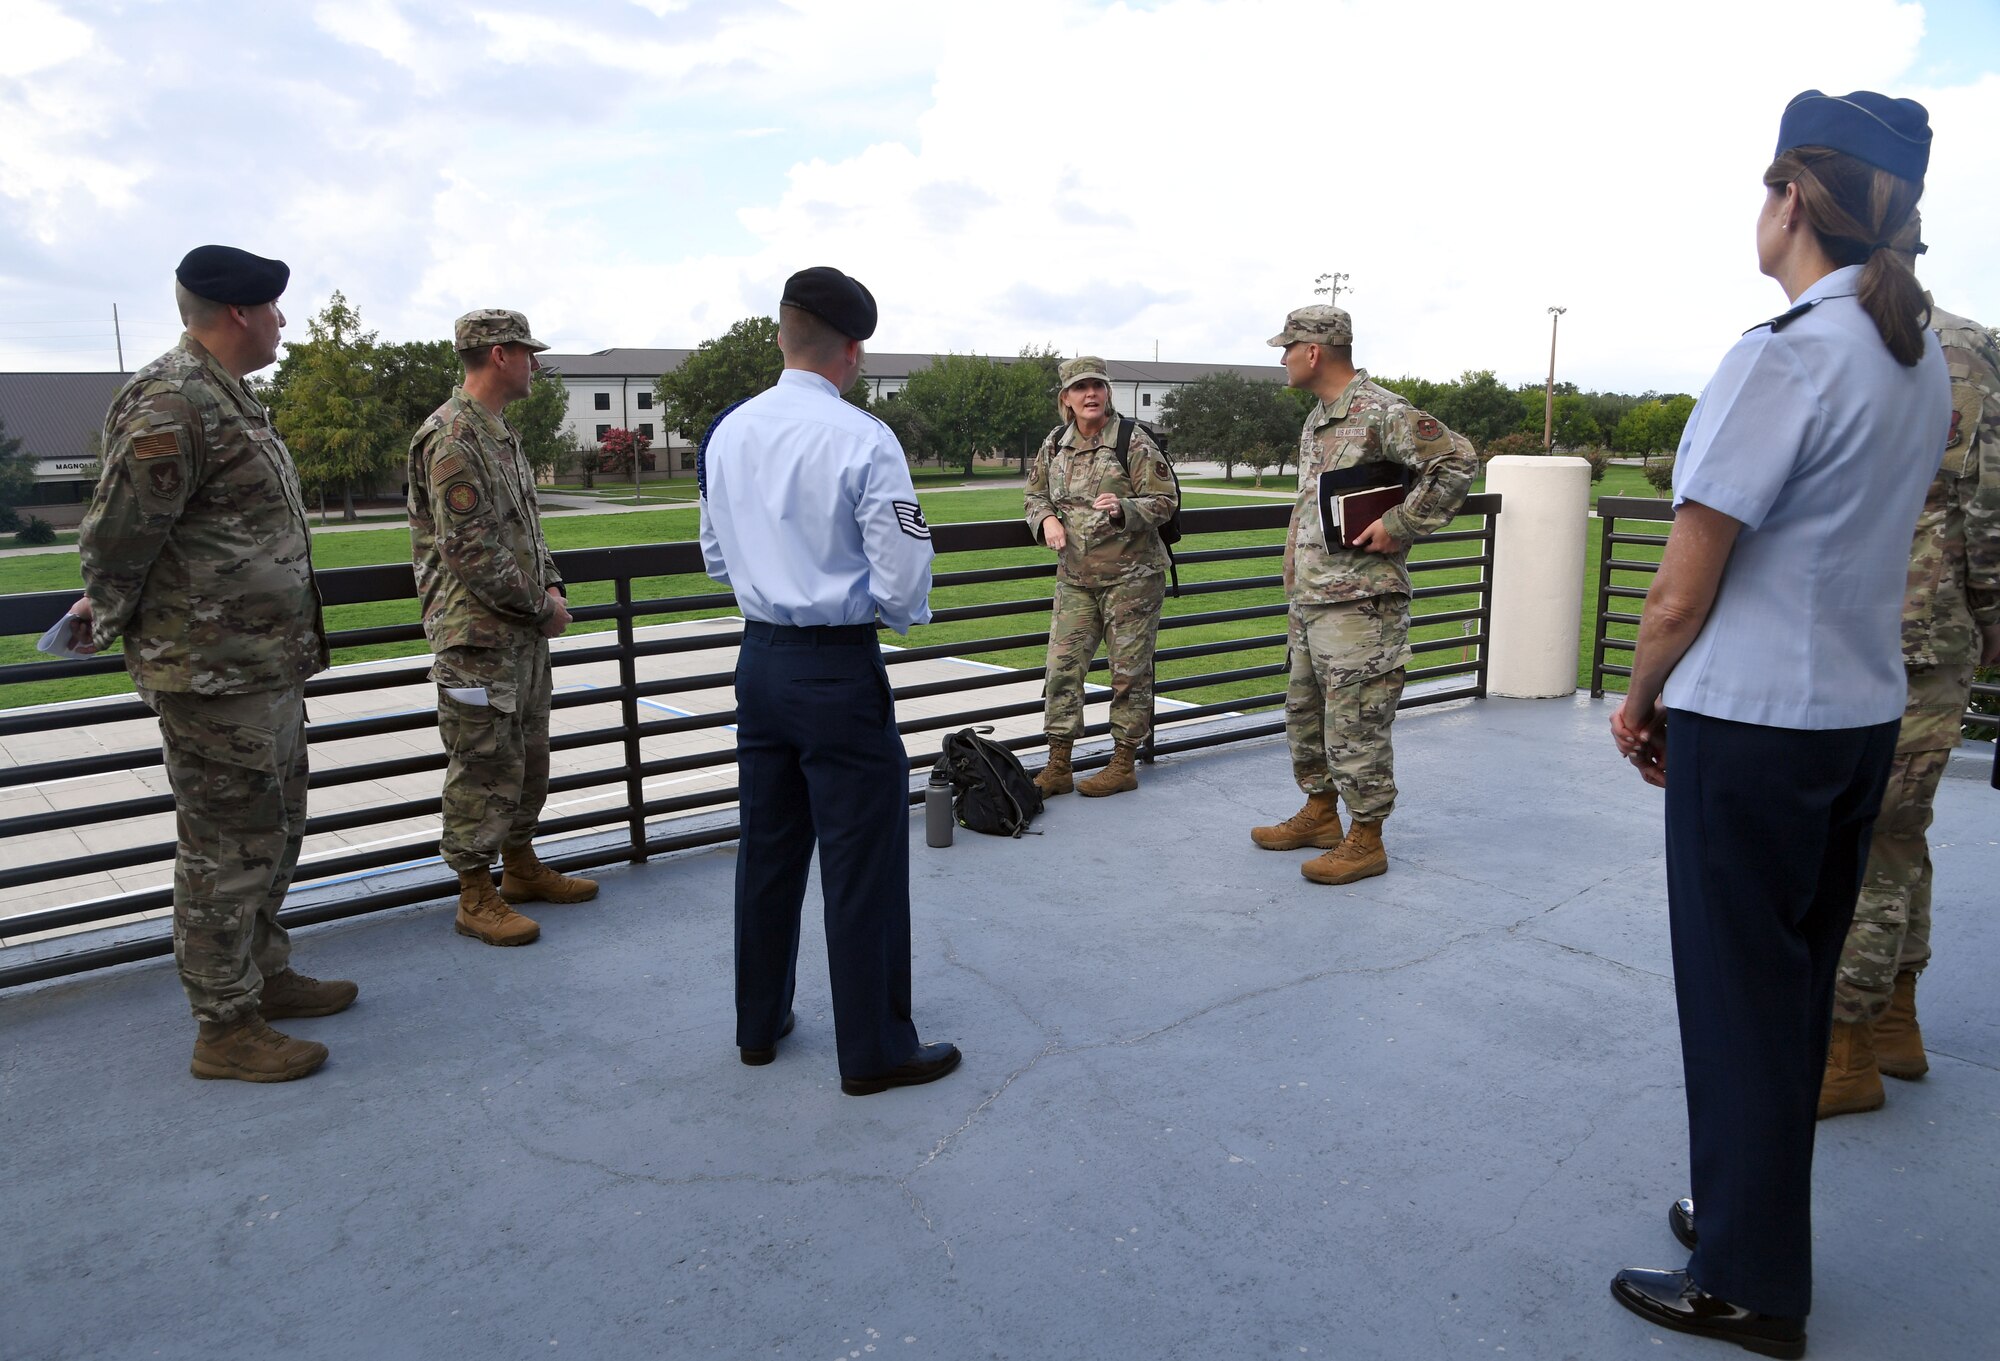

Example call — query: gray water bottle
[925,766,954,848]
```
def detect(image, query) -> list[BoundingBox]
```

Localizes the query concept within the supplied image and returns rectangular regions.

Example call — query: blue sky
[3,0,1995,394]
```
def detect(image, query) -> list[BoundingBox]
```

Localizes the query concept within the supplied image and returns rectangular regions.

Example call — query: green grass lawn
[0,484,1620,713]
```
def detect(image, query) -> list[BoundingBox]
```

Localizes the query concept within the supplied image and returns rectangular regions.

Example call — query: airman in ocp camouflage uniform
[1822,271,2000,1117]
[1024,355,1179,798]
[409,309,594,949]
[74,244,356,1084]
[1250,305,1475,884]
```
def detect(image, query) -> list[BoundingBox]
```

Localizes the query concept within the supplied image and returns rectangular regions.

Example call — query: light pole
[1315,272,1350,305]
[1543,306,1567,451]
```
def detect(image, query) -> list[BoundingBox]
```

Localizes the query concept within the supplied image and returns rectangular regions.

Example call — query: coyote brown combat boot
[1817,1018,1885,1118]
[1034,736,1074,798]
[457,867,540,946]
[499,846,598,905]
[259,969,358,1020]
[1076,742,1139,797]
[1873,969,1928,1079]
[1302,819,1387,885]
[1251,791,1343,851]
[190,1015,328,1082]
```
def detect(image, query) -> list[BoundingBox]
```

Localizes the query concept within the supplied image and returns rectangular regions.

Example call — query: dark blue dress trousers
[1664,708,1898,1318]
[732,622,919,1078]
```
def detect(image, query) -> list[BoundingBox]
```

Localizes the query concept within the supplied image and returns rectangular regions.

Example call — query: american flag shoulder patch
[893,500,930,540]
[132,431,181,460]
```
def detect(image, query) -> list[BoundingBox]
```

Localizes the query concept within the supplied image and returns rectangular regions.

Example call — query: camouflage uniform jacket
[1023,418,1178,587]
[407,388,562,672]
[79,334,328,694]
[1902,304,2000,668]
[1287,371,1475,605]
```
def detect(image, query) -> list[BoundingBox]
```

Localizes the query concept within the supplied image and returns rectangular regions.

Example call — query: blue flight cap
[1775,89,1931,181]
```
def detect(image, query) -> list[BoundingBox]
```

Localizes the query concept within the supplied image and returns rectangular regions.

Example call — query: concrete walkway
[3,696,1995,1360]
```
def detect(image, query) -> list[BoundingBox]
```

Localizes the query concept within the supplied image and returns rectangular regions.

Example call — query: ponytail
[1764,149,1929,366]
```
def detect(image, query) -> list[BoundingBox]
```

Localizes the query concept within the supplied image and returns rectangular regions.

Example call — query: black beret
[781,266,877,341]
[175,244,290,306]
[1776,89,1931,182]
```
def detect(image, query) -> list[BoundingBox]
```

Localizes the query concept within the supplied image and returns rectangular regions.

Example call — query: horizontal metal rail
[0,494,1501,988]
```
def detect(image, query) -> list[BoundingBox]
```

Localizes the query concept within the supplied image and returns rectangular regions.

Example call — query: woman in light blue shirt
[1607,90,1950,1357]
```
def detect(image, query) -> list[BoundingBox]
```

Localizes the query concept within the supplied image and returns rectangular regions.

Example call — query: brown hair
[777,303,850,367]
[1764,147,1929,365]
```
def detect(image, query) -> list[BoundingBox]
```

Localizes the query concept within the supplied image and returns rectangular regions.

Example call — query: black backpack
[934,727,1043,837]
[1042,416,1183,593]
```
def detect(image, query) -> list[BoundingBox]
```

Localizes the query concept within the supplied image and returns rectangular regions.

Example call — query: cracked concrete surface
[1,696,1995,1360]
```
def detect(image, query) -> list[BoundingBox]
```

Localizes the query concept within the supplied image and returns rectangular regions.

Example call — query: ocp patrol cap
[1267,304,1353,348]
[1057,355,1111,391]
[1776,89,1931,181]
[453,308,548,353]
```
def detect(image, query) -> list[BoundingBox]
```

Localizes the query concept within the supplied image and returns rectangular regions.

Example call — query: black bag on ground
[934,727,1043,837]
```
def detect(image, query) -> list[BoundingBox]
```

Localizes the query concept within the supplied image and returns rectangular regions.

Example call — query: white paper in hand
[37,612,93,660]
[443,686,489,706]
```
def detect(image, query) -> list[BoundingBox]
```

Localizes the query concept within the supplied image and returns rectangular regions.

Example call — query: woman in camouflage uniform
[1022,356,1178,798]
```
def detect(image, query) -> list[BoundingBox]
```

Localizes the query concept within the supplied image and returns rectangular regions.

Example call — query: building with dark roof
[0,370,128,518]
[538,348,1285,474]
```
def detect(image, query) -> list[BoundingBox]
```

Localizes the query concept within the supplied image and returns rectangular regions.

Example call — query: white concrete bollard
[1483,455,1590,698]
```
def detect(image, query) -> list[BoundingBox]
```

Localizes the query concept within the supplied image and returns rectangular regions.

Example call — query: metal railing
[1590,494,1999,731]
[0,496,1501,988]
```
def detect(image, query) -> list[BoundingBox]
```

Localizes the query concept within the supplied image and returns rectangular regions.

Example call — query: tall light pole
[1543,306,1567,451]
[1315,272,1350,305]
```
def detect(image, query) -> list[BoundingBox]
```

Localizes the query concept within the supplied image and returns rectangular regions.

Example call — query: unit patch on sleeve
[893,500,931,540]
[1414,416,1441,441]
[445,482,482,515]
[132,431,181,461]
[147,461,184,501]
[1155,460,1170,479]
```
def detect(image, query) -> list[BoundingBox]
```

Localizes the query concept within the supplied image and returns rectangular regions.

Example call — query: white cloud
[3,0,1995,394]
[0,0,92,78]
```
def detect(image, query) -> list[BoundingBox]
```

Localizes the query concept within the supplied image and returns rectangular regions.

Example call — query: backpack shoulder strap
[1113,417,1136,474]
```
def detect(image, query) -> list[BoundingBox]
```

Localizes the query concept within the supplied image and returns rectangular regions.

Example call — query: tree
[1610,394,1696,455]
[1010,345,1064,470]
[1428,370,1523,448]
[1240,441,1283,488]
[597,426,654,478]
[889,353,1048,476]
[375,339,460,447]
[655,316,783,445]
[507,368,580,482]
[0,416,37,523]
[271,291,396,521]
[1550,393,1603,450]
[1157,371,1297,479]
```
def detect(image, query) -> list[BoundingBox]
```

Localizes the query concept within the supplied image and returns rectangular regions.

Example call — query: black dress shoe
[840,1042,961,1096]
[740,1011,796,1066]
[1610,1268,1804,1359]
[1671,1196,1698,1250]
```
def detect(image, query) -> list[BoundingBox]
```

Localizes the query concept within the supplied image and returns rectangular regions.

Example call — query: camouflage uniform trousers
[1284,597,1410,824]
[1043,573,1166,746]
[140,684,308,1024]
[436,637,554,874]
[1834,662,1976,1023]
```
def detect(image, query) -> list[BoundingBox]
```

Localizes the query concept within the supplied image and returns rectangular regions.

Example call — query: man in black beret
[70,246,351,1083]
[699,267,961,1095]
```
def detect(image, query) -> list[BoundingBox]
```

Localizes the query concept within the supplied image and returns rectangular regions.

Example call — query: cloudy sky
[3,0,1996,394]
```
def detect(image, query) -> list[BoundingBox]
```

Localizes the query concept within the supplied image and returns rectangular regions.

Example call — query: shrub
[0,504,19,532]
[14,516,57,545]
[1582,448,1613,482]
[1642,456,1675,495]
[1482,432,1541,462]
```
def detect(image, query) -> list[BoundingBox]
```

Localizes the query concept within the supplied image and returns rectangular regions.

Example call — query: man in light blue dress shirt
[700,267,962,1096]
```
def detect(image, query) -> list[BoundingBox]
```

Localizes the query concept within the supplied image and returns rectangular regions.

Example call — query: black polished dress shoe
[739,1011,796,1066]
[1611,1267,1804,1359]
[1671,1196,1698,1250]
[840,1041,962,1096]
